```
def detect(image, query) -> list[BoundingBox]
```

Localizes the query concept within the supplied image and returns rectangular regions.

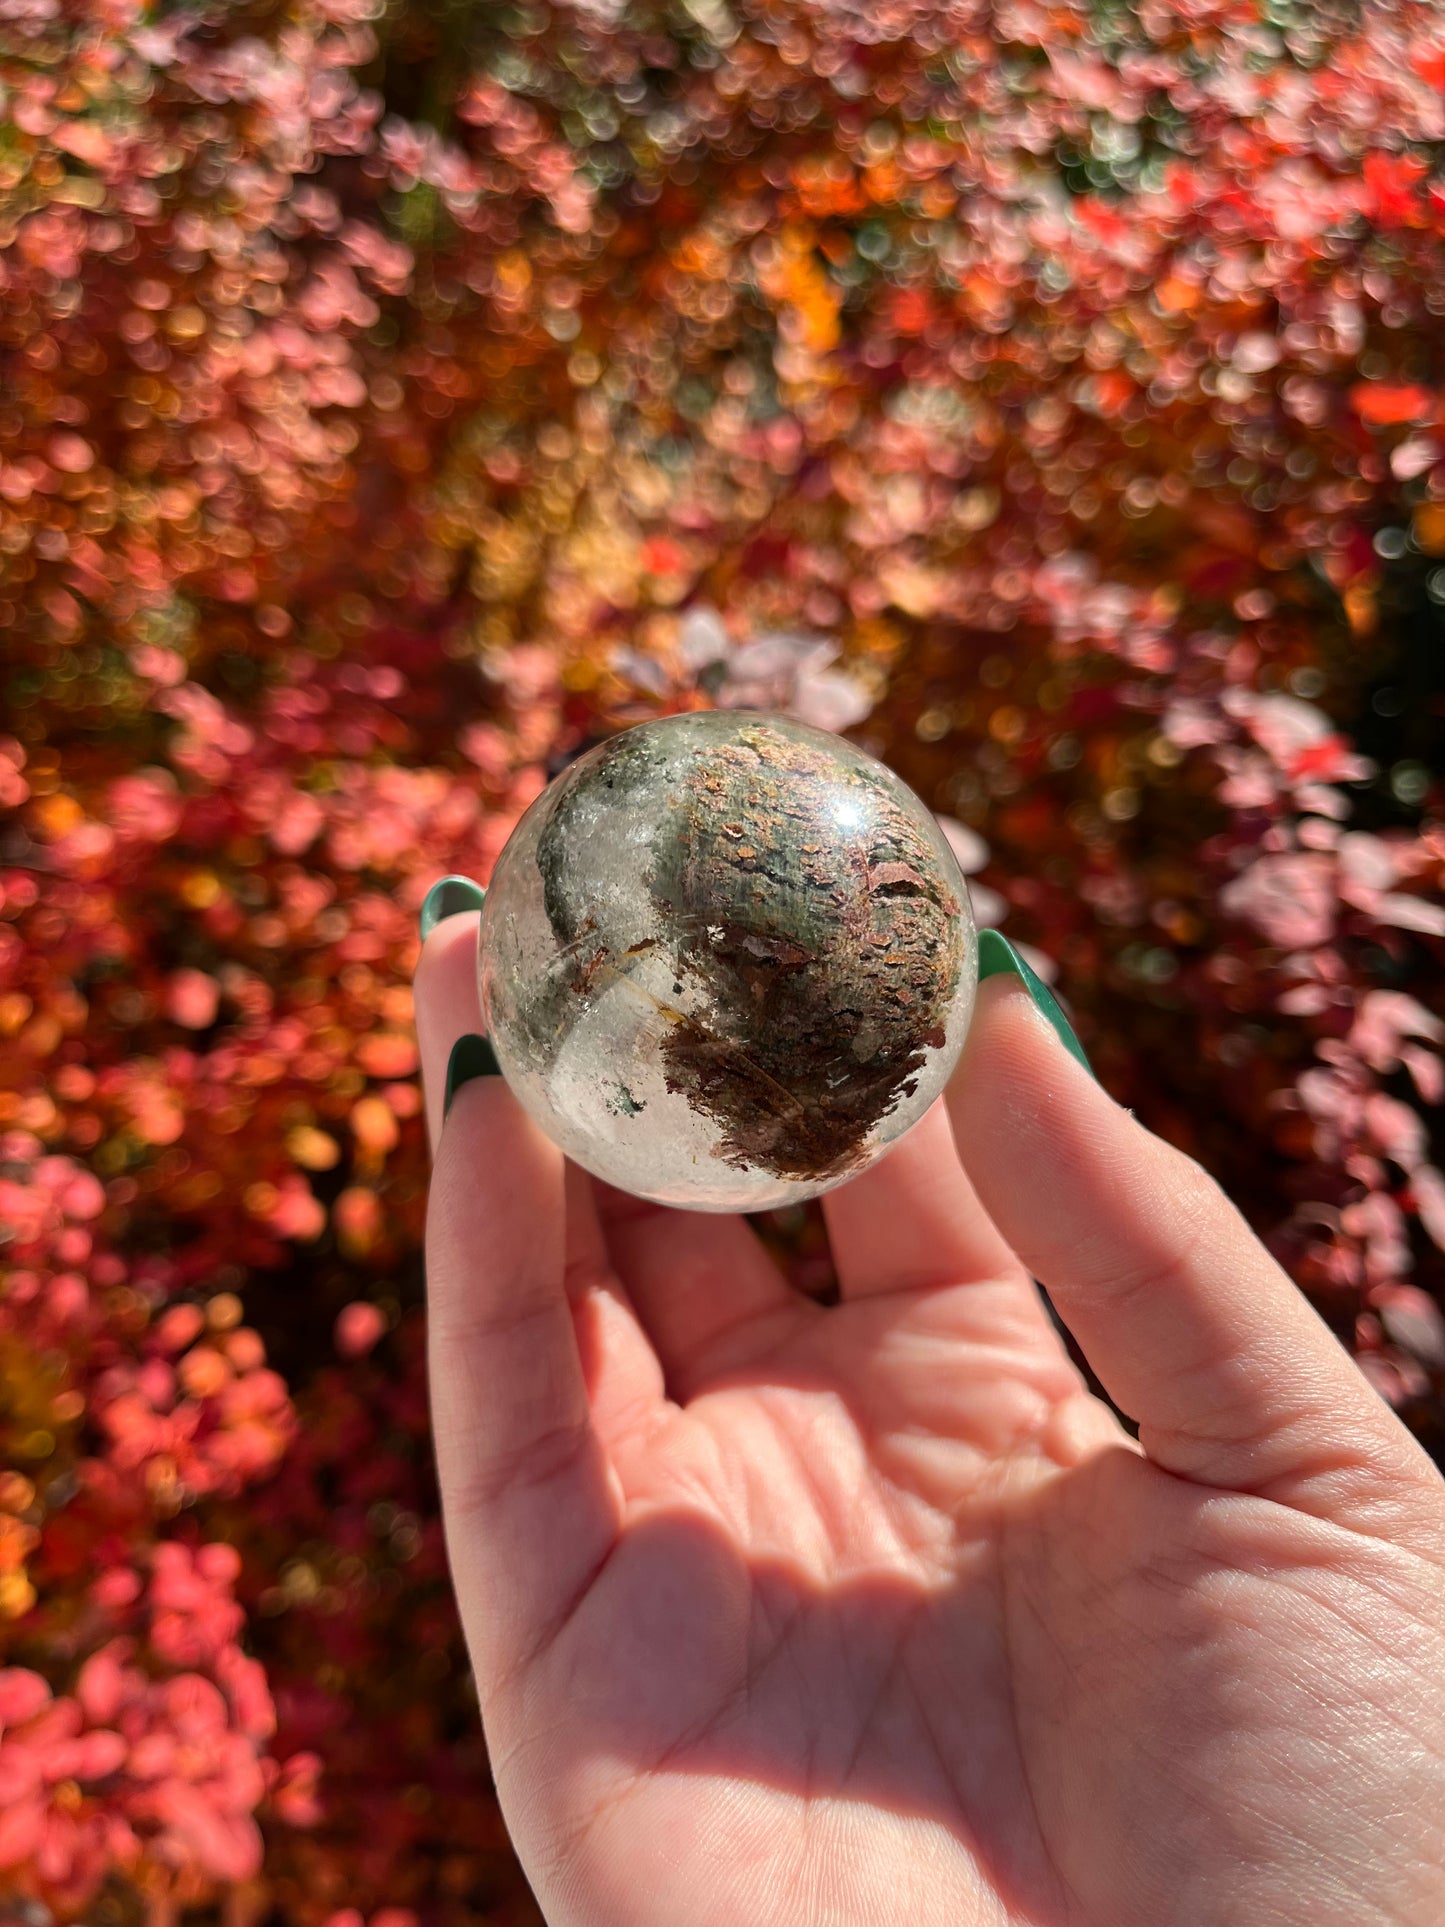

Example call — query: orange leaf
[355,1032,418,1078]
[350,1096,399,1156]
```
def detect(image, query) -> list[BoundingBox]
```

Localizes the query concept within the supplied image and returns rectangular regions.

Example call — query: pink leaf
[165,968,220,1030]
[1338,831,1399,892]
[161,1674,229,1741]
[1413,1167,1445,1252]
[74,1729,127,1782]
[270,791,325,856]
[935,816,989,875]
[1350,990,1443,1069]
[196,1543,241,1586]
[1402,1045,1444,1106]
[216,1649,276,1742]
[76,1649,128,1726]
[1278,984,1333,1015]
[1374,892,1445,938]
[1364,1093,1428,1172]
[0,1670,51,1726]
[335,1300,385,1359]
[1220,854,1335,949]
[0,1747,42,1805]
[60,1168,105,1221]
[1374,1286,1445,1368]
[36,1807,78,1885]
[52,120,112,168]
[0,1797,44,1870]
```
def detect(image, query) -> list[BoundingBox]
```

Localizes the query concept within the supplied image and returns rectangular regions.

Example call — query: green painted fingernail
[444,1033,501,1117]
[419,875,485,941]
[976,929,1095,1078]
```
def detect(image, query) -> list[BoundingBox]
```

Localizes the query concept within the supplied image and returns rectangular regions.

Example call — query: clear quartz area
[478,711,976,1211]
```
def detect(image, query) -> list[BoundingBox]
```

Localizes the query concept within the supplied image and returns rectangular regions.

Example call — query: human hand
[415,894,1445,1927]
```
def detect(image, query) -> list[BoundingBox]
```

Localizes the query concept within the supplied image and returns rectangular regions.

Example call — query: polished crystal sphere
[477,712,977,1211]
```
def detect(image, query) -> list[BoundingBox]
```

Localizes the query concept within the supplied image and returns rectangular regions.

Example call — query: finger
[427,1080,622,1686]
[821,1099,1028,1299]
[594,1186,815,1397]
[415,910,636,1677]
[415,903,808,1403]
[564,1165,669,1453]
[414,908,484,1154]
[414,914,667,1463]
[947,976,1441,1525]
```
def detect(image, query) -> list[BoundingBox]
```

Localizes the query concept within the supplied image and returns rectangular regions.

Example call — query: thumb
[947,974,1442,1535]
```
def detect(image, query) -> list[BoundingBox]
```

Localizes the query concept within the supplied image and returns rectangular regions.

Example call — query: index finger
[947,976,1443,1535]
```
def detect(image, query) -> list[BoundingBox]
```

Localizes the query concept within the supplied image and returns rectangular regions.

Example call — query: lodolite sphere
[477,712,977,1211]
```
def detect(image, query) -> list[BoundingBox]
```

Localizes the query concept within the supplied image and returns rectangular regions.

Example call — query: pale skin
[416,911,1445,1927]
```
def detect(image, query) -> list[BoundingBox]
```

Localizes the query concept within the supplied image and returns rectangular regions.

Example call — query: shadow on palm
[504,1411,1368,1927]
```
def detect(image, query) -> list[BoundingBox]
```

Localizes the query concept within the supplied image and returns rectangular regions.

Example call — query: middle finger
[594,1186,817,1397]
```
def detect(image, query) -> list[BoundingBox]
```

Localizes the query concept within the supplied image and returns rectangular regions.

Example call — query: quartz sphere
[477,712,977,1211]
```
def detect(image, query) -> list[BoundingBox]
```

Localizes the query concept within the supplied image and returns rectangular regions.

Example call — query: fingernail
[444,1033,501,1118]
[976,929,1095,1079]
[419,875,485,941]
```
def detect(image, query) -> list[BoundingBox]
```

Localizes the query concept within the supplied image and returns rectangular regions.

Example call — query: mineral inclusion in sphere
[477,712,977,1212]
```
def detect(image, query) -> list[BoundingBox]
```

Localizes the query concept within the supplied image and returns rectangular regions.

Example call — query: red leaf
[1349,382,1434,425]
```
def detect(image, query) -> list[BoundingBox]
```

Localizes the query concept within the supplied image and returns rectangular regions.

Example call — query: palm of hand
[487,1252,1440,1927]
[417,919,1445,1927]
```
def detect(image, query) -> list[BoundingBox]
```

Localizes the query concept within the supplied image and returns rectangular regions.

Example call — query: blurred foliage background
[1,0,1443,1921]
